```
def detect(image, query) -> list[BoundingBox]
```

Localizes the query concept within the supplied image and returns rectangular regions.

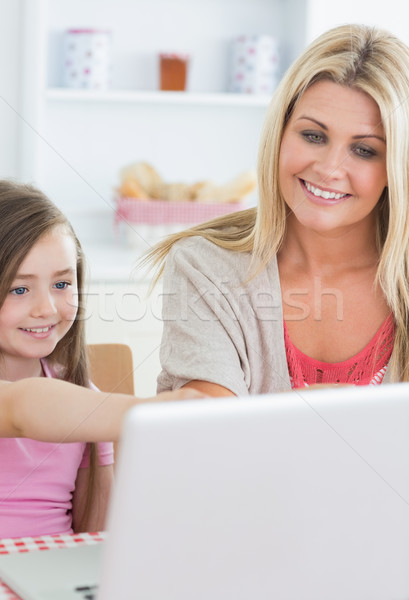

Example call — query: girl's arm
[0,378,205,442]
[72,464,114,533]
[182,380,236,397]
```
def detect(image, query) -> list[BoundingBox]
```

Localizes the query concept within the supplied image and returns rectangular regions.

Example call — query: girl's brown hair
[0,179,96,530]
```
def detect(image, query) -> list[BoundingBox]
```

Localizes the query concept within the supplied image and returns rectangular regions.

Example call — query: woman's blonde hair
[0,180,97,530]
[145,24,409,381]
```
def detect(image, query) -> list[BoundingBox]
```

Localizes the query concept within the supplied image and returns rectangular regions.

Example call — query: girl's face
[0,227,79,379]
[278,80,388,237]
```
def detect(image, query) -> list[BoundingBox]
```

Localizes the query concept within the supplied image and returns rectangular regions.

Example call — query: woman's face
[278,80,388,237]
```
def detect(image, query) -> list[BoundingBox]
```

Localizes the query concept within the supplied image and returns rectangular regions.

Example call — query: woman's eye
[302,132,325,144]
[54,281,70,290]
[10,287,27,296]
[354,145,376,159]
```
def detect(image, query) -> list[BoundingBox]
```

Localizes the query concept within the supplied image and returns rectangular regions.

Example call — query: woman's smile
[300,178,351,205]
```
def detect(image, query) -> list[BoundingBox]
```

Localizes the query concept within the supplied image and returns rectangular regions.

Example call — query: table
[0,531,106,599]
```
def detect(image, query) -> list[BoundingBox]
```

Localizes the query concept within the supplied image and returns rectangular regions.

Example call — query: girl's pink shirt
[0,360,114,538]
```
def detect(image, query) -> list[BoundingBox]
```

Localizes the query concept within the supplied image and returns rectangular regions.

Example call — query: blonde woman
[145,24,409,396]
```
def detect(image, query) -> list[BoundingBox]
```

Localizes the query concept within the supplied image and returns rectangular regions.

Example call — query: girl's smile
[19,323,57,338]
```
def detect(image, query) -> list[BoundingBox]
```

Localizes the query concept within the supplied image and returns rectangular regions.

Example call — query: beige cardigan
[157,236,391,394]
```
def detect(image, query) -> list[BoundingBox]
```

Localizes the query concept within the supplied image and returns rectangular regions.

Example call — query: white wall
[0,0,21,178]
[306,0,409,45]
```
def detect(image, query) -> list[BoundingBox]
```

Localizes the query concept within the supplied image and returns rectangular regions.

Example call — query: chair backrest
[87,343,135,396]
[88,343,135,465]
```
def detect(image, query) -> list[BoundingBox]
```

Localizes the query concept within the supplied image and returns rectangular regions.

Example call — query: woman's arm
[158,239,253,397]
[0,378,204,442]
[72,464,114,533]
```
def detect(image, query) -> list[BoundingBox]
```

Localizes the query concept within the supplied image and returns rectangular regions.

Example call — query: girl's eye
[10,286,28,296]
[54,281,70,290]
[302,131,325,144]
[354,145,376,159]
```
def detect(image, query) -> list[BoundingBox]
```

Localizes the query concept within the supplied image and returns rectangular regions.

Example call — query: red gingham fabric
[114,195,246,226]
[0,532,106,599]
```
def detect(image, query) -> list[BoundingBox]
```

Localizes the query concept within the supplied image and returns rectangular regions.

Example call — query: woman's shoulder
[169,235,252,269]
[166,234,278,288]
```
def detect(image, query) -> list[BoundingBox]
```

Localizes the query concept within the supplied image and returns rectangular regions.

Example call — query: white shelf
[46,88,271,108]
[19,0,304,226]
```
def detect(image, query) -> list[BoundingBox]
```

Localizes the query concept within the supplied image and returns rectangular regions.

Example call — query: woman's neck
[281,214,379,276]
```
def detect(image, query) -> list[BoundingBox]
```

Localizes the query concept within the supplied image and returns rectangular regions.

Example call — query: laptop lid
[1,384,408,600]
[99,383,409,600]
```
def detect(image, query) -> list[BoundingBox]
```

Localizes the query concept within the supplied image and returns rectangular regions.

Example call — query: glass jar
[159,53,190,91]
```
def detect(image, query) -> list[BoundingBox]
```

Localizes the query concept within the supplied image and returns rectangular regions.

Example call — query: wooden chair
[87,343,135,465]
[87,343,135,396]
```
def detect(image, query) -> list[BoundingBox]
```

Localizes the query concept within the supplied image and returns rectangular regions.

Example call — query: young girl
[0,180,203,538]
[145,24,407,396]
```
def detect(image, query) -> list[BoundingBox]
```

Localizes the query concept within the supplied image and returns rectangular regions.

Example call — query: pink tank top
[284,315,395,389]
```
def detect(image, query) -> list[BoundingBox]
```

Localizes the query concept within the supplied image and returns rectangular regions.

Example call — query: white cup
[229,34,279,95]
[63,28,112,89]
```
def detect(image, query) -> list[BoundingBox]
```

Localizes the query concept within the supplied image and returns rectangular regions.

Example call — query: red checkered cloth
[114,195,246,226]
[0,532,106,599]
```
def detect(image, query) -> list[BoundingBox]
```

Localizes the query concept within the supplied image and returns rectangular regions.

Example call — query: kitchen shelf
[46,88,272,108]
[20,0,307,225]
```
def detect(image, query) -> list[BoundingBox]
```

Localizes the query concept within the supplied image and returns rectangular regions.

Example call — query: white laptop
[1,383,409,599]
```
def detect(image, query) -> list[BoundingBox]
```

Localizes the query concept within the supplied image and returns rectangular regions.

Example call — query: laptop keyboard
[75,584,98,599]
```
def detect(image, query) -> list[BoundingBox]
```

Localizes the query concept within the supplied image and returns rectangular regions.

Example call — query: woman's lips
[300,179,351,206]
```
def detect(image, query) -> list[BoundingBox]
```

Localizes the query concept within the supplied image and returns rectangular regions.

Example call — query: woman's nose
[314,145,348,184]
